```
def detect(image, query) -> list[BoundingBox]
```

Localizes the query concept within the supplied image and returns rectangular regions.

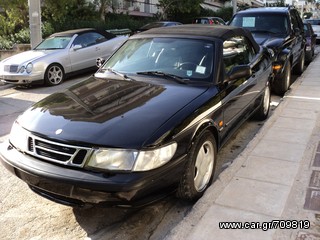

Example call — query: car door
[289,9,305,65]
[219,35,264,140]
[69,32,106,71]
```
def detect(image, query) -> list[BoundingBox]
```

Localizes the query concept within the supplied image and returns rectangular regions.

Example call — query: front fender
[273,49,291,76]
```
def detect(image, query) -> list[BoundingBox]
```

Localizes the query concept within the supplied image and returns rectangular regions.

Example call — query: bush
[42,22,55,38]
[197,6,233,23]
[12,28,30,44]
[51,13,152,33]
[0,36,14,49]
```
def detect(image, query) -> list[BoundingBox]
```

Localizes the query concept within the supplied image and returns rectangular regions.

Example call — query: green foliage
[0,36,14,50]
[158,0,204,20]
[0,0,30,48]
[303,12,313,19]
[42,22,55,39]
[42,0,98,28]
[198,6,233,22]
[215,7,233,22]
[0,0,233,49]
[12,28,30,44]
[265,0,289,7]
[0,0,28,35]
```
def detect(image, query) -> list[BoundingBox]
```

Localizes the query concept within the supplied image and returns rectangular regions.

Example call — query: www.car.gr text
[219,220,310,231]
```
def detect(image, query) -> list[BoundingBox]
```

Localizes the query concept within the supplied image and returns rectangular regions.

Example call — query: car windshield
[230,13,289,35]
[100,37,214,82]
[35,36,72,50]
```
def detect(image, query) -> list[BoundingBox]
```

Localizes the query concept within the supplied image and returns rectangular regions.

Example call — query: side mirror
[313,34,318,37]
[72,45,82,51]
[227,65,252,81]
[294,27,301,36]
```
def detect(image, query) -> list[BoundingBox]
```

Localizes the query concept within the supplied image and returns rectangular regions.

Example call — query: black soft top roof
[134,24,260,52]
[50,28,116,39]
[237,7,290,14]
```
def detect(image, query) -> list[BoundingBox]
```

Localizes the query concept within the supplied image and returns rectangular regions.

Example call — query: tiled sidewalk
[167,56,320,240]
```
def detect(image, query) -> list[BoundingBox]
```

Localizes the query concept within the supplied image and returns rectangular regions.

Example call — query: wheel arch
[45,62,65,74]
[44,62,66,86]
[189,120,220,152]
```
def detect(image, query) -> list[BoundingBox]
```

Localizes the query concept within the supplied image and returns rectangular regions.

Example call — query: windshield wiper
[137,71,189,84]
[106,68,135,81]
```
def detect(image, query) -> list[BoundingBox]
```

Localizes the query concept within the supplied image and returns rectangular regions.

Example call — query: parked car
[193,17,226,25]
[304,19,320,43]
[0,28,128,86]
[303,22,317,63]
[135,21,182,33]
[0,25,273,207]
[229,7,306,96]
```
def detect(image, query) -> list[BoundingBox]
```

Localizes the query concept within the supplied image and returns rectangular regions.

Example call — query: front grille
[26,135,92,167]
[4,65,19,73]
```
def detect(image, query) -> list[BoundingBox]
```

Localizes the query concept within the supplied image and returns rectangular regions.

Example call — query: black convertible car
[0,25,273,207]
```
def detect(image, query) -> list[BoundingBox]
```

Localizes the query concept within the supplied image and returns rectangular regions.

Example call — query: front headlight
[133,143,177,171]
[26,63,33,73]
[9,121,29,152]
[87,149,138,171]
[86,142,177,172]
[18,63,33,74]
[18,66,26,73]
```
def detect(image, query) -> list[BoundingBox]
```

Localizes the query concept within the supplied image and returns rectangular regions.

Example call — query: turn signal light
[272,64,282,71]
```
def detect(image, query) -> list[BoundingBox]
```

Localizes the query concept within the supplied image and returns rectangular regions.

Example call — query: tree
[158,0,204,20]
[0,0,28,35]
[41,0,97,22]
[41,0,98,30]
[93,0,119,21]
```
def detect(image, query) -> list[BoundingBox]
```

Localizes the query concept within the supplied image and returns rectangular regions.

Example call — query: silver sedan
[0,28,128,86]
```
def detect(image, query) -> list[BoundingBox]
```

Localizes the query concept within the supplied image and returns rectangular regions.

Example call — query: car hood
[0,50,52,65]
[252,33,285,48]
[18,76,210,149]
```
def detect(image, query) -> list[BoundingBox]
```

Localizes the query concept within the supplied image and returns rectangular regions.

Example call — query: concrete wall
[0,44,31,60]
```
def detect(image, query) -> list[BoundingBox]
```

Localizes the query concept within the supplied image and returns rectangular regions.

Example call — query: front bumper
[0,72,43,85]
[0,141,186,207]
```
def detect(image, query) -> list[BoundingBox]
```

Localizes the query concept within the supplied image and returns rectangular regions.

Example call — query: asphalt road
[0,60,309,239]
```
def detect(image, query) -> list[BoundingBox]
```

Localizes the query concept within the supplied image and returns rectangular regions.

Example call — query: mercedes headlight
[26,63,33,73]
[86,142,177,172]
[18,63,33,74]
[19,66,26,73]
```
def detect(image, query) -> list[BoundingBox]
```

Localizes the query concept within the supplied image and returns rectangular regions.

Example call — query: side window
[223,36,256,74]
[72,32,106,48]
[290,10,299,31]
[292,10,304,30]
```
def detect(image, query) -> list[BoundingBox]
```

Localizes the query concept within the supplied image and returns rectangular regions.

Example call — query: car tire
[273,61,291,96]
[176,130,216,201]
[44,64,65,86]
[253,83,271,121]
[293,50,305,75]
[305,51,312,63]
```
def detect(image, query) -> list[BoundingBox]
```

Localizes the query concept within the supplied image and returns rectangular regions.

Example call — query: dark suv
[229,7,305,95]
